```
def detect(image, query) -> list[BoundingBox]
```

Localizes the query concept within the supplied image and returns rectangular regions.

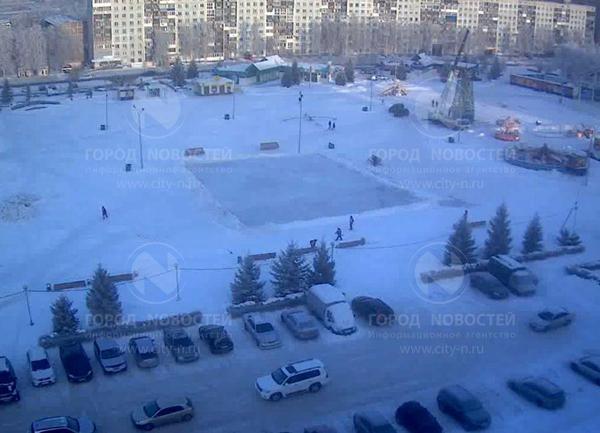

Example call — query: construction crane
[428,29,475,130]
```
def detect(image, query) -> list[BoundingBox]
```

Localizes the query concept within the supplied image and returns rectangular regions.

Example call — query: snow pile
[0,193,40,222]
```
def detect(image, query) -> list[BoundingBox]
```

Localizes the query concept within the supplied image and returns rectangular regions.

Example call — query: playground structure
[494,117,521,142]
[504,143,589,176]
[380,81,408,97]
[428,29,475,130]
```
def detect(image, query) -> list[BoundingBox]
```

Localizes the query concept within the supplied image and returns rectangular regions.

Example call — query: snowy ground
[1,68,600,432]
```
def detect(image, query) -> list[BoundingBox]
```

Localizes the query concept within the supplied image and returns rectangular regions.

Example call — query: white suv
[256,358,329,401]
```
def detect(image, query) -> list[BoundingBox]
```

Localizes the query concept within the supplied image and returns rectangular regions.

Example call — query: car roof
[95,337,120,350]
[156,397,189,408]
[356,410,389,425]
[541,306,568,315]
[441,385,476,402]
[310,284,346,304]
[33,416,69,430]
[286,358,324,373]
[28,347,48,360]
[131,336,155,349]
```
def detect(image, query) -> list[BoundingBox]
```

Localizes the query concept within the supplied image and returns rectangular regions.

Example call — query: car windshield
[538,311,554,321]
[31,359,51,371]
[143,401,160,417]
[174,336,192,346]
[101,347,122,358]
[256,323,274,333]
[271,368,288,385]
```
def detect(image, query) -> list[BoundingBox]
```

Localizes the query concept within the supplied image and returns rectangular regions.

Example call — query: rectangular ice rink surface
[188,153,417,226]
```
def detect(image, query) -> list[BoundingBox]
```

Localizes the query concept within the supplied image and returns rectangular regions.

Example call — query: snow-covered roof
[253,55,288,71]
[309,284,346,304]
[194,75,234,85]
[216,62,253,73]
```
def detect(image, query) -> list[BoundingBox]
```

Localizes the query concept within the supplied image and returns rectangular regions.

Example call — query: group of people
[327,120,337,130]
[308,215,355,248]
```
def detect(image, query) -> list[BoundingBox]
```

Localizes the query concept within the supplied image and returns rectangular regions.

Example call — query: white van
[306,284,356,335]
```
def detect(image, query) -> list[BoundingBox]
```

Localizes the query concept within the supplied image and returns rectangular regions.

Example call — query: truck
[306,284,357,335]
[487,255,537,296]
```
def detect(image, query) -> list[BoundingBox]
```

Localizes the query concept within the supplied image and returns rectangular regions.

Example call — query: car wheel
[309,382,321,393]
[270,393,283,402]
[182,414,193,422]
[142,424,155,431]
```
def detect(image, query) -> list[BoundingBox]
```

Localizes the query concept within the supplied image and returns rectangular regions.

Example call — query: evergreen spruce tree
[230,256,265,305]
[51,295,80,335]
[395,63,407,80]
[171,57,186,87]
[522,214,544,254]
[345,59,355,83]
[310,241,336,286]
[187,59,199,79]
[1,79,12,105]
[281,68,293,87]
[271,242,311,297]
[335,72,347,86]
[86,264,123,326]
[484,203,513,258]
[291,60,301,85]
[444,213,477,265]
[557,228,582,247]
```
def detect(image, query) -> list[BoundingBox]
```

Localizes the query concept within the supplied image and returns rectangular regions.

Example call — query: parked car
[243,313,282,349]
[280,310,320,340]
[131,397,194,430]
[59,343,93,383]
[570,355,600,385]
[507,376,565,409]
[255,358,329,401]
[93,338,127,374]
[129,336,160,368]
[395,401,443,433]
[488,255,537,296]
[351,296,395,326]
[0,356,19,403]
[163,328,199,363]
[198,325,234,354]
[529,307,574,332]
[27,347,56,387]
[353,410,397,433]
[469,273,509,300]
[306,284,356,335]
[31,416,96,433]
[437,385,491,430]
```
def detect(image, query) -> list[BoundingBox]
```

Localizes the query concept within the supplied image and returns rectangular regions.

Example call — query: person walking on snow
[349,215,355,231]
[102,206,108,220]
[328,120,332,130]
[332,122,336,130]
[335,227,343,241]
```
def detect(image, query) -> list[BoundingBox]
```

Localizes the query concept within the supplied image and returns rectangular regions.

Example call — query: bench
[336,238,366,249]
[184,147,205,157]
[260,142,279,151]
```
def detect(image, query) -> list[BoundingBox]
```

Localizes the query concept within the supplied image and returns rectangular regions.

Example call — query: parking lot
[3,269,600,433]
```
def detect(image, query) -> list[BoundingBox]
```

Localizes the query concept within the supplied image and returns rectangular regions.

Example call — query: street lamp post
[369,75,375,111]
[133,105,145,169]
[297,91,303,154]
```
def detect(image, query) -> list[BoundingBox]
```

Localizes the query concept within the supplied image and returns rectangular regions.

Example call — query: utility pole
[24,285,34,326]
[175,263,180,301]
[133,105,145,169]
[297,91,303,154]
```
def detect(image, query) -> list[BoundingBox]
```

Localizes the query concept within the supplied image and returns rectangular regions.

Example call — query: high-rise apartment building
[91,0,596,67]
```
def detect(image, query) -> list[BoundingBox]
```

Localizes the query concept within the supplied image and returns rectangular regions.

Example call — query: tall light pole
[369,75,375,111]
[133,105,145,169]
[105,90,109,130]
[297,91,303,154]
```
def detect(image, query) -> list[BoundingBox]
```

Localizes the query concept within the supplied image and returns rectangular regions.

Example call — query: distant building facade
[91,0,596,66]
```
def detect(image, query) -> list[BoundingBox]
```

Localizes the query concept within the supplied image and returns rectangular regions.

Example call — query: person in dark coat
[349,215,355,231]
[310,239,317,248]
[332,122,336,130]
[328,120,332,130]
[102,206,108,220]
[335,227,343,241]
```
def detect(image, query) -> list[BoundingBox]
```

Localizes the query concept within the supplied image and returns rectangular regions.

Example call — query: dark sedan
[59,343,93,383]
[198,325,234,354]
[395,401,443,433]
[351,296,395,326]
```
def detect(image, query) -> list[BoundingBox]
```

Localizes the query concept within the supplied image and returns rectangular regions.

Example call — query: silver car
[571,355,600,385]
[131,397,194,430]
[281,310,320,340]
[93,338,127,374]
[31,416,96,433]
[243,313,281,349]
[529,307,574,332]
